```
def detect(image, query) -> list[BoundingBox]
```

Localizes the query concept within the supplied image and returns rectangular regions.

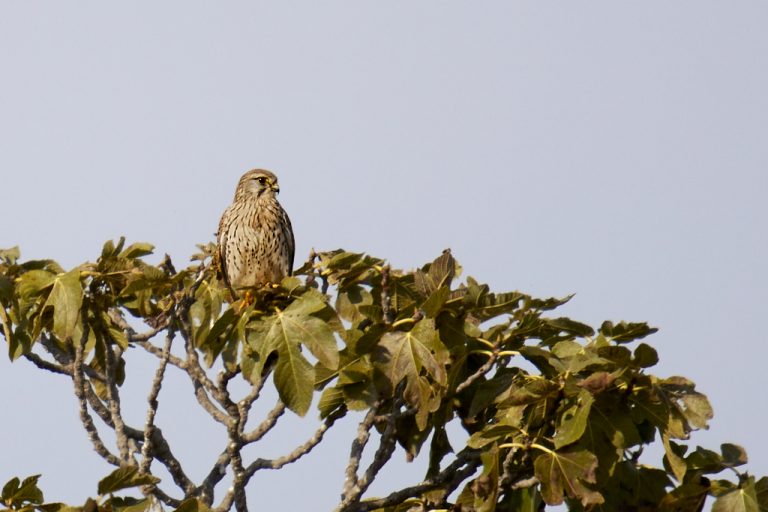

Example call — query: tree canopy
[0,240,764,511]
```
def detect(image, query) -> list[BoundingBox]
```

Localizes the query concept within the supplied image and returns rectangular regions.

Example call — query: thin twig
[23,352,69,376]
[135,338,187,369]
[178,317,235,414]
[339,449,482,512]
[176,326,231,425]
[499,444,521,490]
[34,309,193,502]
[38,334,106,382]
[81,362,195,498]
[353,410,397,501]
[140,328,175,474]
[103,335,132,464]
[341,407,379,501]
[108,307,168,342]
[237,373,268,435]
[455,352,498,394]
[246,408,346,474]
[225,380,248,512]
[198,450,229,507]
[243,401,286,444]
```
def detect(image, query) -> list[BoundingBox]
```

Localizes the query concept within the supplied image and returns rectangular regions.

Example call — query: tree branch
[243,401,286,444]
[455,351,497,394]
[352,410,397,502]
[73,325,121,467]
[245,408,346,474]
[380,265,394,325]
[23,352,69,376]
[140,328,175,475]
[340,448,482,512]
[341,406,379,502]
[102,335,132,464]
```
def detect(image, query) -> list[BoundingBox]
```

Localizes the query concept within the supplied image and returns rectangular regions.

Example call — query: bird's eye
[256,177,267,184]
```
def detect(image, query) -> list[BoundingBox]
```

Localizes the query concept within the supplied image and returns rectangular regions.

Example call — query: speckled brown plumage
[217,169,295,294]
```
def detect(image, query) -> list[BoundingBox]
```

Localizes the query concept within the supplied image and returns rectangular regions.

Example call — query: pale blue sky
[1,2,766,509]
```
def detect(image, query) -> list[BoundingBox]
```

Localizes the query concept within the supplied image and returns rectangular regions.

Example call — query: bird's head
[236,169,281,200]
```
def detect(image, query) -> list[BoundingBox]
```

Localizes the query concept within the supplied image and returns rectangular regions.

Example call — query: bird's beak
[270,183,280,193]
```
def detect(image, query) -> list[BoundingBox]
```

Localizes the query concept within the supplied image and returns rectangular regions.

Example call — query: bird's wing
[284,211,295,275]
[216,207,232,289]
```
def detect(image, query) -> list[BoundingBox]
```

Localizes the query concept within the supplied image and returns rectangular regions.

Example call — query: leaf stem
[498,442,554,455]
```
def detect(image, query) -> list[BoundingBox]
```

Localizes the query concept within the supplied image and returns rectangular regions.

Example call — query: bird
[216,169,295,297]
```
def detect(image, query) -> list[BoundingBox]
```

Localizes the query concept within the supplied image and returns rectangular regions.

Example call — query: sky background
[1,2,766,510]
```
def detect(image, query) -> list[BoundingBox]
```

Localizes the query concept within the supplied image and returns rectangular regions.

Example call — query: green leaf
[599,321,658,343]
[248,292,338,415]
[755,477,768,511]
[662,433,687,482]
[272,290,339,370]
[43,269,84,341]
[373,319,448,429]
[633,343,659,368]
[545,317,595,338]
[174,498,212,512]
[554,389,594,449]
[374,318,448,405]
[474,444,500,512]
[118,242,155,259]
[1,474,43,506]
[713,476,760,512]
[686,446,726,473]
[1,476,20,500]
[318,386,345,418]
[504,487,544,512]
[109,496,153,512]
[421,286,450,318]
[468,424,520,450]
[97,466,160,495]
[533,448,603,507]
[16,269,56,301]
[272,340,315,416]
[721,443,748,468]
[120,266,170,297]
[414,250,457,296]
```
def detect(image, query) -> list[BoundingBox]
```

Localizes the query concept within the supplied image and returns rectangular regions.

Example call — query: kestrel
[217,169,295,295]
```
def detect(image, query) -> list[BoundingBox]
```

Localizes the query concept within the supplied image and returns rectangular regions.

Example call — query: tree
[0,239,764,511]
